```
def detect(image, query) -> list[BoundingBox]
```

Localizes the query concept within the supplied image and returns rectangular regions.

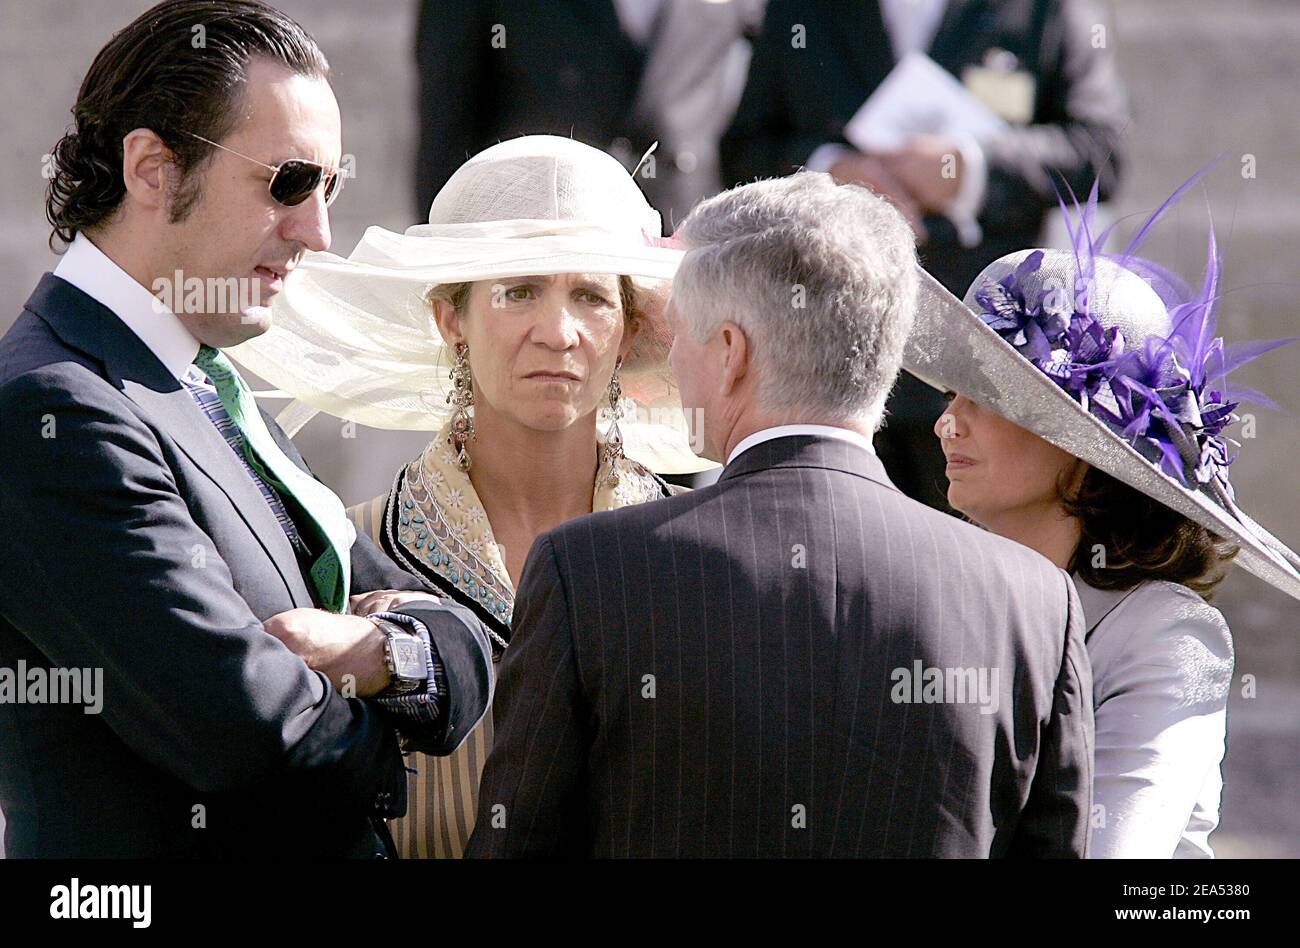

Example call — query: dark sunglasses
[182,132,344,207]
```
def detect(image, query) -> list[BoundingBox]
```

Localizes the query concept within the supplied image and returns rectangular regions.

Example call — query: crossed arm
[0,370,490,826]
[261,406,493,754]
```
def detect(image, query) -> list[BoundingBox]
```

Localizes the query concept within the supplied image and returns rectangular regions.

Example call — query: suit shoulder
[1,311,113,398]
[882,497,1077,647]
[0,307,94,382]
[906,493,1067,581]
[0,359,121,416]
[544,481,700,550]
[0,361,153,474]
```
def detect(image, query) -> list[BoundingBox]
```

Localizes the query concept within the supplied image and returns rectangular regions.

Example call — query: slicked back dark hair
[46,0,330,250]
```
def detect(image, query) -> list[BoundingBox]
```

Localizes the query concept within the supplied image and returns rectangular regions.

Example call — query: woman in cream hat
[907,172,1299,857]
[230,135,711,857]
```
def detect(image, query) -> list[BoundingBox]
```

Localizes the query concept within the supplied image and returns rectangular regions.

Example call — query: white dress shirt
[47,233,381,596]
[1075,576,1234,858]
[727,423,876,467]
[805,0,988,247]
[878,0,947,60]
[52,233,200,380]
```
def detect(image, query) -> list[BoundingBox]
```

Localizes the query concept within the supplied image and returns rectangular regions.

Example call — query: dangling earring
[446,341,475,471]
[599,359,625,487]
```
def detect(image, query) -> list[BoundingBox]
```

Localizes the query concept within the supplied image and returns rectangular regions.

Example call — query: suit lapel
[27,275,314,608]
[838,0,995,81]
[928,0,995,73]
[834,0,896,93]
[122,379,315,607]
[572,0,646,75]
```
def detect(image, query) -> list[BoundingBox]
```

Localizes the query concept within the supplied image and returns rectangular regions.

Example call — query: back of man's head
[673,172,919,430]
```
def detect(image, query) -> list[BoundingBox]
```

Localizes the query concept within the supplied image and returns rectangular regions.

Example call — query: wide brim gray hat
[902,251,1300,603]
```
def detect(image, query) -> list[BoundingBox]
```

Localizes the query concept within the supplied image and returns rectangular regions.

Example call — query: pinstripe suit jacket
[465,434,1093,858]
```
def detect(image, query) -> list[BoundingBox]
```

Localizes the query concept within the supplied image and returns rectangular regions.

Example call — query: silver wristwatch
[374,618,428,697]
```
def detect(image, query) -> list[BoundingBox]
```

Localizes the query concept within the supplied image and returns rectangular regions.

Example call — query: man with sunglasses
[0,0,492,858]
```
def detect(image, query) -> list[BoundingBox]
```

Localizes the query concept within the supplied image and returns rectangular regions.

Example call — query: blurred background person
[721,0,1128,510]
[414,0,767,230]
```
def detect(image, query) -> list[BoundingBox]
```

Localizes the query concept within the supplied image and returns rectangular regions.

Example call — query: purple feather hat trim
[972,164,1297,500]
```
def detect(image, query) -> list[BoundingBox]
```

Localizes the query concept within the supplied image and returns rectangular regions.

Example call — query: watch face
[392,638,425,678]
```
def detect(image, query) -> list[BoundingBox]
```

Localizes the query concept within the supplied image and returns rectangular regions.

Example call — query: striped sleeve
[346,494,388,547]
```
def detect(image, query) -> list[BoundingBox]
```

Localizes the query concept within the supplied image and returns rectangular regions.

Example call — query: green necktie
[194,345,351,612]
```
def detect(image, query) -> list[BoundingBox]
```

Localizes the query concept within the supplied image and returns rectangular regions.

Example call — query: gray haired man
[466,173,1093,858]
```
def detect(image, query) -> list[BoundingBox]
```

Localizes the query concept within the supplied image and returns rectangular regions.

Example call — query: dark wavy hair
[45,0,329,251]
[1061,465,1239,602]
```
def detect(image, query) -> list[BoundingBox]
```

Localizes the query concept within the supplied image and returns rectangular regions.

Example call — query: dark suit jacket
[722,0,1128,294]
[413,0,760,227]
[416,0,643,220]
[466,435,1093,857]
[0,275,494,858]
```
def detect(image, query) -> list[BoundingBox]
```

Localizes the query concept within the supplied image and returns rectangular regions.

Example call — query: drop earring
[446,341,475,471]
[599,359,625,487]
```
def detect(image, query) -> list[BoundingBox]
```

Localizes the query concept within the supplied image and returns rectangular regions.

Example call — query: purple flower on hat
[974,250,1074,364]
[973,248,1121,411]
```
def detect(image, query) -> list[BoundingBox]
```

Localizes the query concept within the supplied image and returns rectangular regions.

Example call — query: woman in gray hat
[910,176,1299,857]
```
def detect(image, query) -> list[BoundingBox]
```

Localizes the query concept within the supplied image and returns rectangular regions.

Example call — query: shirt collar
[726,424,876,467]
[52,233,200,381]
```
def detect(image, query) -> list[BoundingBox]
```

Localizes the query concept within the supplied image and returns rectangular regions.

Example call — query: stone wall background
[1,0,1296,856]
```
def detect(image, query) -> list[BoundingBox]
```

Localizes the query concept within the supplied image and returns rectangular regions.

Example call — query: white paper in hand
[843,52,1008,152]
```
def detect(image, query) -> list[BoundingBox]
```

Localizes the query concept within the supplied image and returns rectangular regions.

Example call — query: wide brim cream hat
[902,176,1300,602]
[228,134,711,473]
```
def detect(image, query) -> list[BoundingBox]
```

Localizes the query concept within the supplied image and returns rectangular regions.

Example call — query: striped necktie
[193,345,351,612]
[183,373,311,557]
